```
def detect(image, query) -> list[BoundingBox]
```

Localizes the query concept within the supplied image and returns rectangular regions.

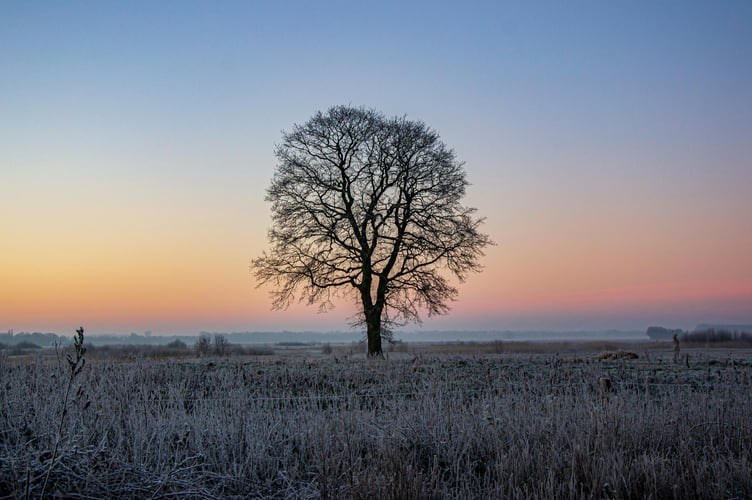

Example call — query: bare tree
[195,334,211,357]
[252,106,492,357]
[214,334,228,356]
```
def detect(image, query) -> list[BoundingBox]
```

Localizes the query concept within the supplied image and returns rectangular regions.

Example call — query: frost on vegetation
[1,349,751,497]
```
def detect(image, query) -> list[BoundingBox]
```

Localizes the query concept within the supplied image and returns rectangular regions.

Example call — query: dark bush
[214,335,228,356]
[195,335,211,357]
[166,339,188,349]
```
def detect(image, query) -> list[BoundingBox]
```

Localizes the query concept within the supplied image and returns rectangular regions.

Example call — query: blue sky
[2,1,751,334]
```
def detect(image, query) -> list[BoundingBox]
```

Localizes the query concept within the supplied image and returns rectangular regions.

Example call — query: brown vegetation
[597,350,639,360]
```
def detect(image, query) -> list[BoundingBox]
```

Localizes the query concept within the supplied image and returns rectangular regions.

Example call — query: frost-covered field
[2,345,751,498]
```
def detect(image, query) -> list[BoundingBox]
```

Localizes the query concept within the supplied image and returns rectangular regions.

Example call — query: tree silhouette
[252,106,492,356]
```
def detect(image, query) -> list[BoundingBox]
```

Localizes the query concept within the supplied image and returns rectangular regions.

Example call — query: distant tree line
[647,325,752,343]
[0,331,62,348]
[682,328,752,343]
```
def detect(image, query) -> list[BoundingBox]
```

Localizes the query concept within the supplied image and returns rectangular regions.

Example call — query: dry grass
[81,342,276,362]
[1,343,751,498]
[596,350,640,360]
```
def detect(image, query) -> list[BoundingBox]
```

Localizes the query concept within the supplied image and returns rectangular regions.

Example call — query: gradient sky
[2,1,751,335]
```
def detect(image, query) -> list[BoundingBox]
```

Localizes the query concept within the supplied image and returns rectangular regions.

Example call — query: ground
[2,340,750,498]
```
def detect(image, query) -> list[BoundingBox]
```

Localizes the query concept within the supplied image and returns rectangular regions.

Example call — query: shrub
[214,335,228,356]
[195,335,211,357]
[166,339,188,350]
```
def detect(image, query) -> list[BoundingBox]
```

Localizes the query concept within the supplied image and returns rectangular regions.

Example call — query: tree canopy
[252,106,492,356]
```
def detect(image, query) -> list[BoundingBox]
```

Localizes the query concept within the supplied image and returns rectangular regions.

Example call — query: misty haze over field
[0,327,705,347]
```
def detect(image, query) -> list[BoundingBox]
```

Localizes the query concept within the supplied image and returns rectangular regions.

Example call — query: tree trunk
[365,307,383,358]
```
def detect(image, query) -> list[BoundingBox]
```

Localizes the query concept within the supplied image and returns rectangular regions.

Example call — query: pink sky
[2,2,751,335]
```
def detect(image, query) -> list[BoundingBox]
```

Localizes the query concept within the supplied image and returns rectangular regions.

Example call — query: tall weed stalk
[40,326,86,497]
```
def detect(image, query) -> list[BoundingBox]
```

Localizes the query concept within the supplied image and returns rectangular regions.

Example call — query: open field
[1,341,751,498]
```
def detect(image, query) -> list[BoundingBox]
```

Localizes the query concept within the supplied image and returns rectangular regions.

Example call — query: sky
[2,1,751,336]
